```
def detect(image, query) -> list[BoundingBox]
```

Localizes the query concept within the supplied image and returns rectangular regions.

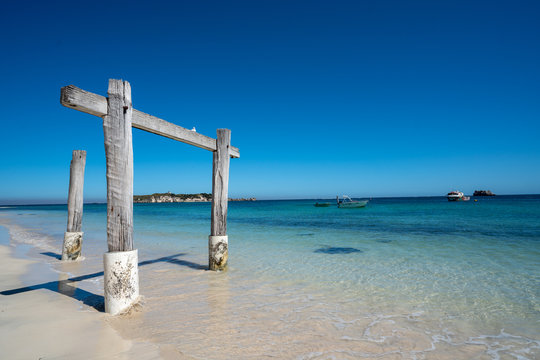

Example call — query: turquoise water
[1,195,539,359]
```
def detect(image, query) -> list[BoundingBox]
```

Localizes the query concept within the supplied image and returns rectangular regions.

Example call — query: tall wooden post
[209,129,231,271]
[104,79,134,252]
[62,150,86,261]
[102,79,139,315]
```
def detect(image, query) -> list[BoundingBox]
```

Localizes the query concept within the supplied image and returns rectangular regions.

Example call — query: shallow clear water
[1,196,539,359]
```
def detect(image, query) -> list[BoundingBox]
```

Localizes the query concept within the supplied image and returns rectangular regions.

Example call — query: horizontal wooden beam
[61,85,108,117]
[60,85,240,158]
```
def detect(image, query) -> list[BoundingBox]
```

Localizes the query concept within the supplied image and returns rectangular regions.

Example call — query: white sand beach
[0,226,189,360]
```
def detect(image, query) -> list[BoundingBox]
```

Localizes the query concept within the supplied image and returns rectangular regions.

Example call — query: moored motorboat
[336,195,369,208]
[447,191,470,201]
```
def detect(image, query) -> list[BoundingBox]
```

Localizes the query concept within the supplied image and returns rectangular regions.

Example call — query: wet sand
[0,225,187,359]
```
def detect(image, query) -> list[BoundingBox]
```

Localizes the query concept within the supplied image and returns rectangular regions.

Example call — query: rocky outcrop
[133,193,256,203]
[473,190,496,196]
[134,193,211,203]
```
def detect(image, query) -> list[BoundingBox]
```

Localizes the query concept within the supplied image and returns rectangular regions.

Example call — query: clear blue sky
[1,0,539,203]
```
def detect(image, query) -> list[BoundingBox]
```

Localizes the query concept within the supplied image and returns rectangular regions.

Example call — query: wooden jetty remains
[60,79,239,315]
[62,150,86,261]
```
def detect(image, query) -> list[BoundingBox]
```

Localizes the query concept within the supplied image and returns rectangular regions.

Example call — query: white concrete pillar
[103,249,139,315]
[62,231,83,261]
[208,235,228,271]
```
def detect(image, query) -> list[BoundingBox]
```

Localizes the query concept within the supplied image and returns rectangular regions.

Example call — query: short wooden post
[209,129,231,271]
[102,79,139,315]
[62,150,86,261]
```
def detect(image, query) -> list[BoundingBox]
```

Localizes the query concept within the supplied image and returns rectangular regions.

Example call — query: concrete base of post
[208,235,228,271]
[62,231,83,261]
[103,249,139,315]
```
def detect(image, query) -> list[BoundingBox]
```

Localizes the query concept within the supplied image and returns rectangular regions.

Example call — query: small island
[473,190,496,196]
[134,192,256,203]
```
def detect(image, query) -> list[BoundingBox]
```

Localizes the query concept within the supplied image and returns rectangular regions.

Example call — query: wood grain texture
[60,85,240,158]
[66,150,86,232]
[103,79,134,252]
[63,150,85,261]
[132,109,239,157]
[61,85,108,117]
[211,129,231,236]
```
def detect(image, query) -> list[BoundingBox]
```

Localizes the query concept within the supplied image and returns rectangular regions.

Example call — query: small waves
[0,220,58,252]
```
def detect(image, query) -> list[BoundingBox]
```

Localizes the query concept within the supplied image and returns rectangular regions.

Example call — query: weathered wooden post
[209,129,231,271]
[102,79,139,315]
[62,150,86,261]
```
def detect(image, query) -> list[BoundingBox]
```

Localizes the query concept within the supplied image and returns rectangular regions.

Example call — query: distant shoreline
[133,192,256,203]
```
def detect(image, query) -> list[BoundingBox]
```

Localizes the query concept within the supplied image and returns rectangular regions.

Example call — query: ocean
[1,195,539,359]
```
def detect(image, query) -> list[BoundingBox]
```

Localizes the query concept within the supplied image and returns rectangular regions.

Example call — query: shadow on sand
[40,251,62,260]
[0,252,206,312]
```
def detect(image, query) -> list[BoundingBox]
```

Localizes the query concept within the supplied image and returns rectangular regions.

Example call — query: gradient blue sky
[1,0,539,203]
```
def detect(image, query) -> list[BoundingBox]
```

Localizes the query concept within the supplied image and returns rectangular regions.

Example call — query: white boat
[447,191,470,202]
[336,195,369,208]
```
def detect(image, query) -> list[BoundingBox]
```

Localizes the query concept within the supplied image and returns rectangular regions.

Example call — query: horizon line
[1,193,539,206]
